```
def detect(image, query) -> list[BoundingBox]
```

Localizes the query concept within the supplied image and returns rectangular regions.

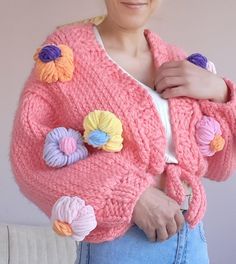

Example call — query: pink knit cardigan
[10,23,236,243]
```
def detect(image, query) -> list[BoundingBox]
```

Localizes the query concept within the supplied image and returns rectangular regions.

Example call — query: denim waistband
[75,221,209,264]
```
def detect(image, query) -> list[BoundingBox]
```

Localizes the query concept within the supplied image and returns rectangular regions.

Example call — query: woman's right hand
[132,186,185,242]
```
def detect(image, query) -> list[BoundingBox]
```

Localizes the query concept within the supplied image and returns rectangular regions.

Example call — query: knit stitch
[10,23,236,243]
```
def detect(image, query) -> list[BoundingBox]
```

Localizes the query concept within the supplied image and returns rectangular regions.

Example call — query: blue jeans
[75,221,209,264]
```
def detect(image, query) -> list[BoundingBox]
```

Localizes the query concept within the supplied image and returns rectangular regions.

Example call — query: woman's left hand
[154,60,229,103]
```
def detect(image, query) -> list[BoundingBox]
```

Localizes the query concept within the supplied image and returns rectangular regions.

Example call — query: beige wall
[1,0,235,263]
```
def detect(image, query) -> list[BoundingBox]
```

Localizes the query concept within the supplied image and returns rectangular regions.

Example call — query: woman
[10,1,236,263]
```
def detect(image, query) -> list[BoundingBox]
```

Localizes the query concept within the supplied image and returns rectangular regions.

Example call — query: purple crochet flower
[187,53,208,69]
[43,127,89,168]
[39,45,62,63]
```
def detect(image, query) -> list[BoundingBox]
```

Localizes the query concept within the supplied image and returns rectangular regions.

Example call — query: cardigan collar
[78,23,206,176]
[83,23,169,68]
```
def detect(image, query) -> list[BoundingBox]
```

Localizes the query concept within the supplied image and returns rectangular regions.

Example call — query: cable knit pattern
[10,23,236,242]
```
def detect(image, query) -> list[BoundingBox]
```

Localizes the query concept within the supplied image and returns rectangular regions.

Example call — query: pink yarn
[59,137,77,155]
[196,116,223,156]
[165,165,207,228]
[10,23,236,242]
[51,196,97,241]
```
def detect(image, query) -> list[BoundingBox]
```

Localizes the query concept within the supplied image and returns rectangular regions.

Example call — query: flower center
[59,137,77,155]
[210,135,225,152]
[53,220,73,236]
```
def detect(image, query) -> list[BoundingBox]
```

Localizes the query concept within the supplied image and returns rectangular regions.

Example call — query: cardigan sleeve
[10,78,154,243]
[9,27,155,243]
[169,44,236,181]
[199,78,236,181]
[199,78,236,136]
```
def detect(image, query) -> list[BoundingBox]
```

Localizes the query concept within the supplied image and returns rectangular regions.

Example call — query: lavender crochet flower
[43,127,89,168]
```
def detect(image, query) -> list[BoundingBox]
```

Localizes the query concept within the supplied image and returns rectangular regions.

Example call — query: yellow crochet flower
[83,110,123,152]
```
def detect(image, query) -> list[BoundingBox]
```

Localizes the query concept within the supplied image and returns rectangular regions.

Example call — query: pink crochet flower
[196,116,225,156]
[51,196,97,241]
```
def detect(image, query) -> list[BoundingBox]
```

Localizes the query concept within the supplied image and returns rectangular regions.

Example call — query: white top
[93,26,178,164]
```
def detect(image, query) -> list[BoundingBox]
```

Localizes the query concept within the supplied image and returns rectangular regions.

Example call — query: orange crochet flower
[33,44,74,83]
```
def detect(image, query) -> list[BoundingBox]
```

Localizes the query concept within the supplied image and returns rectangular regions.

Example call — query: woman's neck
[96,17,149,57]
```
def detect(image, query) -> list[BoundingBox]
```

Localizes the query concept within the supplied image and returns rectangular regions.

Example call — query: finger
[158,61,184,71]
[174,211,185,232]
[144,228,157,242]
[156,226,169,242]
[166,219,178,237]
[155,68,183,89]
[161,86,187,99]
[155,77,185,94]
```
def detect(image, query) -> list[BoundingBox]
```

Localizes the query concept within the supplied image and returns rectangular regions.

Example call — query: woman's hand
[132,186,185,242]
[154,60,229,103]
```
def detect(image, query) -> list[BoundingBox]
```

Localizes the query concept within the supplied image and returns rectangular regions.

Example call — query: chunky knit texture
[10,23,236,243]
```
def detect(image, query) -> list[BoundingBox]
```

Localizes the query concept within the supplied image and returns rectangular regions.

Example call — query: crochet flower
[51,196,97,241]
[195,116,225,156]
[206,60,217,74]
[187,53,217,74]
[43,127,88,168]
[83,110,123,152]
[33,44,74,83]
[187,53,208,69]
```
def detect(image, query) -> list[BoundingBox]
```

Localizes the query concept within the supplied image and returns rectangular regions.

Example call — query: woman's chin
[118,17,148,30]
